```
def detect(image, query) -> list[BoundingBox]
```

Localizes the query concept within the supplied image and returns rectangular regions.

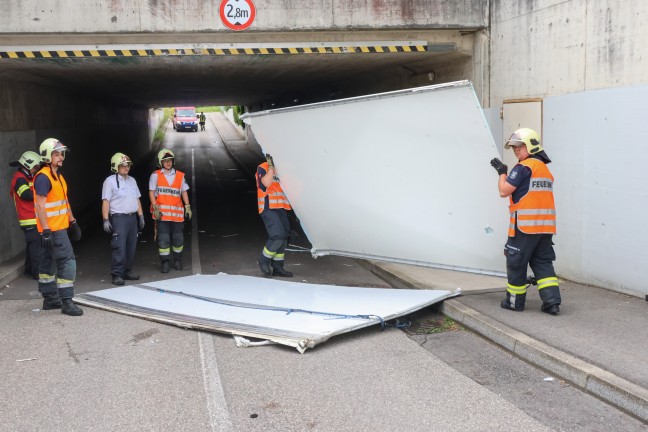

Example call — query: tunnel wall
[0,80,153,263]
[1,0,486,33]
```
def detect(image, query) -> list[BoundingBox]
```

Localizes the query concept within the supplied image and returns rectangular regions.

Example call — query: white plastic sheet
[244,81,507,275]
[75,274,456,353]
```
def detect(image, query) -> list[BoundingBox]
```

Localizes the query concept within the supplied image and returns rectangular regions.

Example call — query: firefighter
[33,138,83,316]
[199,112,206,131]
[149,149,191,273]
[255,153,293,277]
[490,128,561,315]
[9,151,42,280]
[102,153,145,285]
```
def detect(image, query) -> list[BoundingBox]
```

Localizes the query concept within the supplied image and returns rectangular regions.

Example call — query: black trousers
[23,226,41,279]
[38,230,76,299]
[504,228,557,287]
[260,209,290,259]
[157,220,184,260]
[110,213,139,277]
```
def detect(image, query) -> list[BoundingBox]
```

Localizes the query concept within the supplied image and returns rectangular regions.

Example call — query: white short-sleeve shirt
[102,174,141,214]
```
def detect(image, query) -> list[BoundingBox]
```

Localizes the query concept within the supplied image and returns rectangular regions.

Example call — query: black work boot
[123,272,140,280]
[271,261,293,277]
[173,253,183,270]
[257,259,272,277]
[539,285,561,315]
[61,299,83,316]
[112,275,125,286]
[161,260,170,274]
[500,292,526,312]
[42,293,62,310]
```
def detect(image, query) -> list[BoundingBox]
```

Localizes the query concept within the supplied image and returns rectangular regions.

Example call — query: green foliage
[153,108,173,143]
[196,106,222,113]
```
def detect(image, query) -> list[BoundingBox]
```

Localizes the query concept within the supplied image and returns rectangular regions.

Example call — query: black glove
[69,220,82,241]
[490,158,508,175]
[41,229,53,249]
[103,219,112,233]
[265,153,274,168]
[138,214,145,230]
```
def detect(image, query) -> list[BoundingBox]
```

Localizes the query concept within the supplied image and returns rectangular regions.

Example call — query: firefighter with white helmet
[490,128,561,315]
[102,152,145,285]
[8,150,42,280]
[33,138,83,316]
[148,148,191,273]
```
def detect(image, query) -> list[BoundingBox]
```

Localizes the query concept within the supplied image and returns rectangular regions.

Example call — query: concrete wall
[1,0,487,33]
[0,81,151,263]
[489,0,648,107]
[489,1,648,296]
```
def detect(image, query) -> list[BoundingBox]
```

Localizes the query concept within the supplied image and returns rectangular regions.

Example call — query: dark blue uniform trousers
[110,213,138,277]
[23,226,41,279]
[38,230,76,300]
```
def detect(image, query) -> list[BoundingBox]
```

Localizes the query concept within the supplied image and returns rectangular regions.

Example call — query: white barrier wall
[545,84,648,297]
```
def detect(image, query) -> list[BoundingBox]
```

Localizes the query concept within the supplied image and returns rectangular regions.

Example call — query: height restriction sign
[219,0,256,31]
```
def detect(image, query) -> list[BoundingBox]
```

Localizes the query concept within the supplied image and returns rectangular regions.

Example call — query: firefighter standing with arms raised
[34,138,83,316]
[490,128,561,315]
[9,151,42,280]
[256,153,293,277]
[149,149,191,273]
[102,153,145,285]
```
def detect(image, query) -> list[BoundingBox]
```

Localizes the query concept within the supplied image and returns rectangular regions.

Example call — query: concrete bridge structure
[2,0,648,298]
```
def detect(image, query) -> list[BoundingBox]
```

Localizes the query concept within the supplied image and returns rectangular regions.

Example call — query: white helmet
[10,151,42,170]
[39,138,68,163]
[110,152,133,173]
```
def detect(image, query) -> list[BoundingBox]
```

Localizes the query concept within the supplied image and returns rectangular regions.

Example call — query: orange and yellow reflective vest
[508,158,556,237]
[256,162,291,214]
[10,170,37,227]
[34,166,70,233]
[152,169,185,222]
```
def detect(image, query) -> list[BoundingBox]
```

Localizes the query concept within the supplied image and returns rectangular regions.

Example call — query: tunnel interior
[0,31,477,262]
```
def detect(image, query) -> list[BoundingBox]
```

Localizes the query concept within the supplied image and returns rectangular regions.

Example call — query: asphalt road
[1,115,644,431]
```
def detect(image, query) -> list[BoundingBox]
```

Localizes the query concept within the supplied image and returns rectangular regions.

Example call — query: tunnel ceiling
[0,34,472,109]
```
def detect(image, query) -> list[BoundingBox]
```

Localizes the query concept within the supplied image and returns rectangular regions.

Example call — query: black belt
[111,212,136,216]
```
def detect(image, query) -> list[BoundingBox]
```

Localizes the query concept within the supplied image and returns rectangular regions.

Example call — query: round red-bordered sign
[219,0,256,31]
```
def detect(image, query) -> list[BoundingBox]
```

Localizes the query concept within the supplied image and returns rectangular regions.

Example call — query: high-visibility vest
[34,166,70,233]
[153,169,185,222]
[508,158,556,236]
[256,162,291,214]
[9,170,37,227]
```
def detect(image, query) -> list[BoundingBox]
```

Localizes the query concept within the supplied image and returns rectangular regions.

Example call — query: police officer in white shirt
[102,153,145,285]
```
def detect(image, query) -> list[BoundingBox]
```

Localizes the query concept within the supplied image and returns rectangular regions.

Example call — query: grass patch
[408,316,463,334]
[196,106,224,113]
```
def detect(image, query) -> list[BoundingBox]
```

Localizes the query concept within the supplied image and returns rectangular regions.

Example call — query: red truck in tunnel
[172,106,198,132]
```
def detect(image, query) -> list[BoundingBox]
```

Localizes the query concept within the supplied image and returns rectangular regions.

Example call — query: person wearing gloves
[490,128,561,315]
[102,152,145,285]
[33,138,83,316]
[255,153,293,277]
[149,149,191,273]
[9,151,42,280]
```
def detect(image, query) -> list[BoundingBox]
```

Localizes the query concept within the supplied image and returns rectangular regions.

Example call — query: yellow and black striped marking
[0,45,427,59]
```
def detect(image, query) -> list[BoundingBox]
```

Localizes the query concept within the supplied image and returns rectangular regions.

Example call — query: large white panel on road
[244,81,506,275]
[76,274,455,353]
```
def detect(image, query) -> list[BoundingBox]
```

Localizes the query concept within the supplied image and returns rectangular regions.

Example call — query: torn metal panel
[244,81,507,276]
[75,274,455,353]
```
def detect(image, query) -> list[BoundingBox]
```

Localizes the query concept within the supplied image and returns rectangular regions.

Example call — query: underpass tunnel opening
[0,33,480,263]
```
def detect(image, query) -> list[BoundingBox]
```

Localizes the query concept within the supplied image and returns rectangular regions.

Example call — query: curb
[0,255,24,291]
[441,300,648,422]
[365,262,648,423]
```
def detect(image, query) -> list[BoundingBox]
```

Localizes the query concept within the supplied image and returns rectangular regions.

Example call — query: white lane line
[191,148,202,275]
[193,148,232,432]
[199,332,233,432]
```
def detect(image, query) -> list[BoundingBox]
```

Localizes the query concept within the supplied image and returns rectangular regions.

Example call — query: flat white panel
[76,274,455,353]
[245,81,507,275]
[545,84,648,296]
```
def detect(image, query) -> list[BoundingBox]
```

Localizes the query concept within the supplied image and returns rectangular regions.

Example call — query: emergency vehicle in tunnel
[172,106,198,132]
